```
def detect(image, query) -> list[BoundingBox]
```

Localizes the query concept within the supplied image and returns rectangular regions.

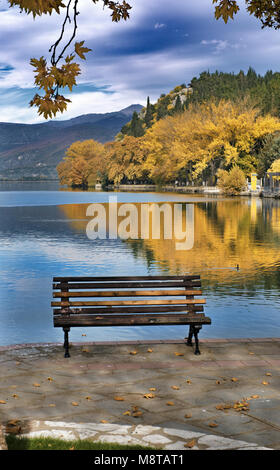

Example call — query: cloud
[1,0,280,123]
[201,39,229,53]
[154,22,166,29]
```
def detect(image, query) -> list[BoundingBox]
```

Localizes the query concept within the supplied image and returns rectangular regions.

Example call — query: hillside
[0,104,142,180]
[120,68,280,138]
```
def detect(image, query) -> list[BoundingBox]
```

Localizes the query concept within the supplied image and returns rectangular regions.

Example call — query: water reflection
[0,191,280,345]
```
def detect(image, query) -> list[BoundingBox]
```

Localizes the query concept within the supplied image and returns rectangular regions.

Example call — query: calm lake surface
[0,181,280,346]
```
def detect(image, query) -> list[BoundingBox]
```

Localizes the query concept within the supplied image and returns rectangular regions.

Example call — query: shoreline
[0,336,279,352]
[2,180,280,198]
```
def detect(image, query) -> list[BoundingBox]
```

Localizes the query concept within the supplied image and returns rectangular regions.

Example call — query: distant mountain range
[0,104,143,180]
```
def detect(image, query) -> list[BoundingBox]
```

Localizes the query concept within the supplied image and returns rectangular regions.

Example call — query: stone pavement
[0,338,280,450]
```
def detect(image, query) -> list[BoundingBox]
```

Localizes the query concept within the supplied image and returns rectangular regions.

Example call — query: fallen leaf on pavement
[100,420,108,423]
[174,352,184,356]
[33,383,40,387]
[130,351,138,355]
[233,401,249,411]
[265,372,272,376]
[216,403,232,410]
[262,381,269,385]
[71,402,79,406]
[184,439,196,448]
[166,401,175,406]
[208,422,218,427]
[123,411,131,416]
[231,377,238,382]
[184,413,192,419]
[143,393,155,399]
[147,348,153,353]
[0,400,6,404]
[114,396,125,401]
[171,385,180,390]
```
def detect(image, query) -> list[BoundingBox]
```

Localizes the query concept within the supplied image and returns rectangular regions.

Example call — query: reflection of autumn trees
[59,199,280,287]
[57,100,280,188]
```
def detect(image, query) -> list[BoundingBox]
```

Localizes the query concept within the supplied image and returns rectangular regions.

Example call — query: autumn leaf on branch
[8,0,66,17]
[212,0,239,23]
[25,1,130,118]
[75,41,92,60]
[213,0,280,29]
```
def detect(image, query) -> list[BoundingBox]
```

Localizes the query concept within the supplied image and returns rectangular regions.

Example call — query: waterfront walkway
[0,338,279,450]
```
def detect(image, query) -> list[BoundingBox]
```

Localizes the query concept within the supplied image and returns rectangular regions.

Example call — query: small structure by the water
[263,172,280,198]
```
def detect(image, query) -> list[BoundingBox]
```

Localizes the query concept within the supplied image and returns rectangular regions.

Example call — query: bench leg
[193,326,201,355]
[185,325,201,355]
[63,327,70,358]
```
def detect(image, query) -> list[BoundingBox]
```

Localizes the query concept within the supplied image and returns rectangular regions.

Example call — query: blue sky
[0,0,280,123]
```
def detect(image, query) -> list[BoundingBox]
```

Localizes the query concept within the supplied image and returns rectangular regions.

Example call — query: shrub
[217,166,247,195]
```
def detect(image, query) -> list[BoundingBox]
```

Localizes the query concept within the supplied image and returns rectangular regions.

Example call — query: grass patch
[6,434,156,451]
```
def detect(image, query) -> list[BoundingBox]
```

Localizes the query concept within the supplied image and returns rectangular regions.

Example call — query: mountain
[0,104,143,180]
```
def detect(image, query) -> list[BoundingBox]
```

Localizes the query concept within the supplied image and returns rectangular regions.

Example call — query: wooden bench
[52,275,211,357]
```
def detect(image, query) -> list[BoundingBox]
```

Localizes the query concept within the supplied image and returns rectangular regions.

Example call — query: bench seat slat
[53,275,200,282]
[51,299,206,307]
[53,305,204,315]
[54,313,211,327]
[53,281,201,290]
[53,289,202,298]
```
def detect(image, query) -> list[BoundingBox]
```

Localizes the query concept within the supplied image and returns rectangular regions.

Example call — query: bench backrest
[52,275,206,327]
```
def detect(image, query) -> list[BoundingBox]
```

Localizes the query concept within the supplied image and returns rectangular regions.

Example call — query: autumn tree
[268,158,280,180]
[142,99,280,184]
[57,138,107,187]
[217,165,247,195]
[105,135,148,184]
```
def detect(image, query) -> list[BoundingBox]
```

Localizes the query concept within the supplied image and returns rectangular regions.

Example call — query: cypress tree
[144,96,153,128]
[174,95,183,114]
[130,111,144,137]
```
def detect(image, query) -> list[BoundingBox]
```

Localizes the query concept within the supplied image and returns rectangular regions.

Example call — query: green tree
[144,96,153,128]
[257,132,280,176]
[174,95,183,114]
[130,111,145,137]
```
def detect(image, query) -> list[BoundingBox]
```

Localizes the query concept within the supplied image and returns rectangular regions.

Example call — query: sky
[1,0,280,123]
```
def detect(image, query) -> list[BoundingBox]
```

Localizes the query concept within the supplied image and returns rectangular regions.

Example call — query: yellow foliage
[57,139,107,187]
[268,158,280,179]
[106,136,148,184]
[142,99,280,181]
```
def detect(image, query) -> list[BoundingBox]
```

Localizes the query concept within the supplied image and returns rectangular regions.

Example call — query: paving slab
[0,338,279,450]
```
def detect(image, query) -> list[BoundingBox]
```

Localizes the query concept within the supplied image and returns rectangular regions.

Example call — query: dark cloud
[0,0,280,122]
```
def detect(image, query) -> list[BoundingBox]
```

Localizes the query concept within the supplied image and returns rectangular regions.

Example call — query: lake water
[0,181,280,346]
